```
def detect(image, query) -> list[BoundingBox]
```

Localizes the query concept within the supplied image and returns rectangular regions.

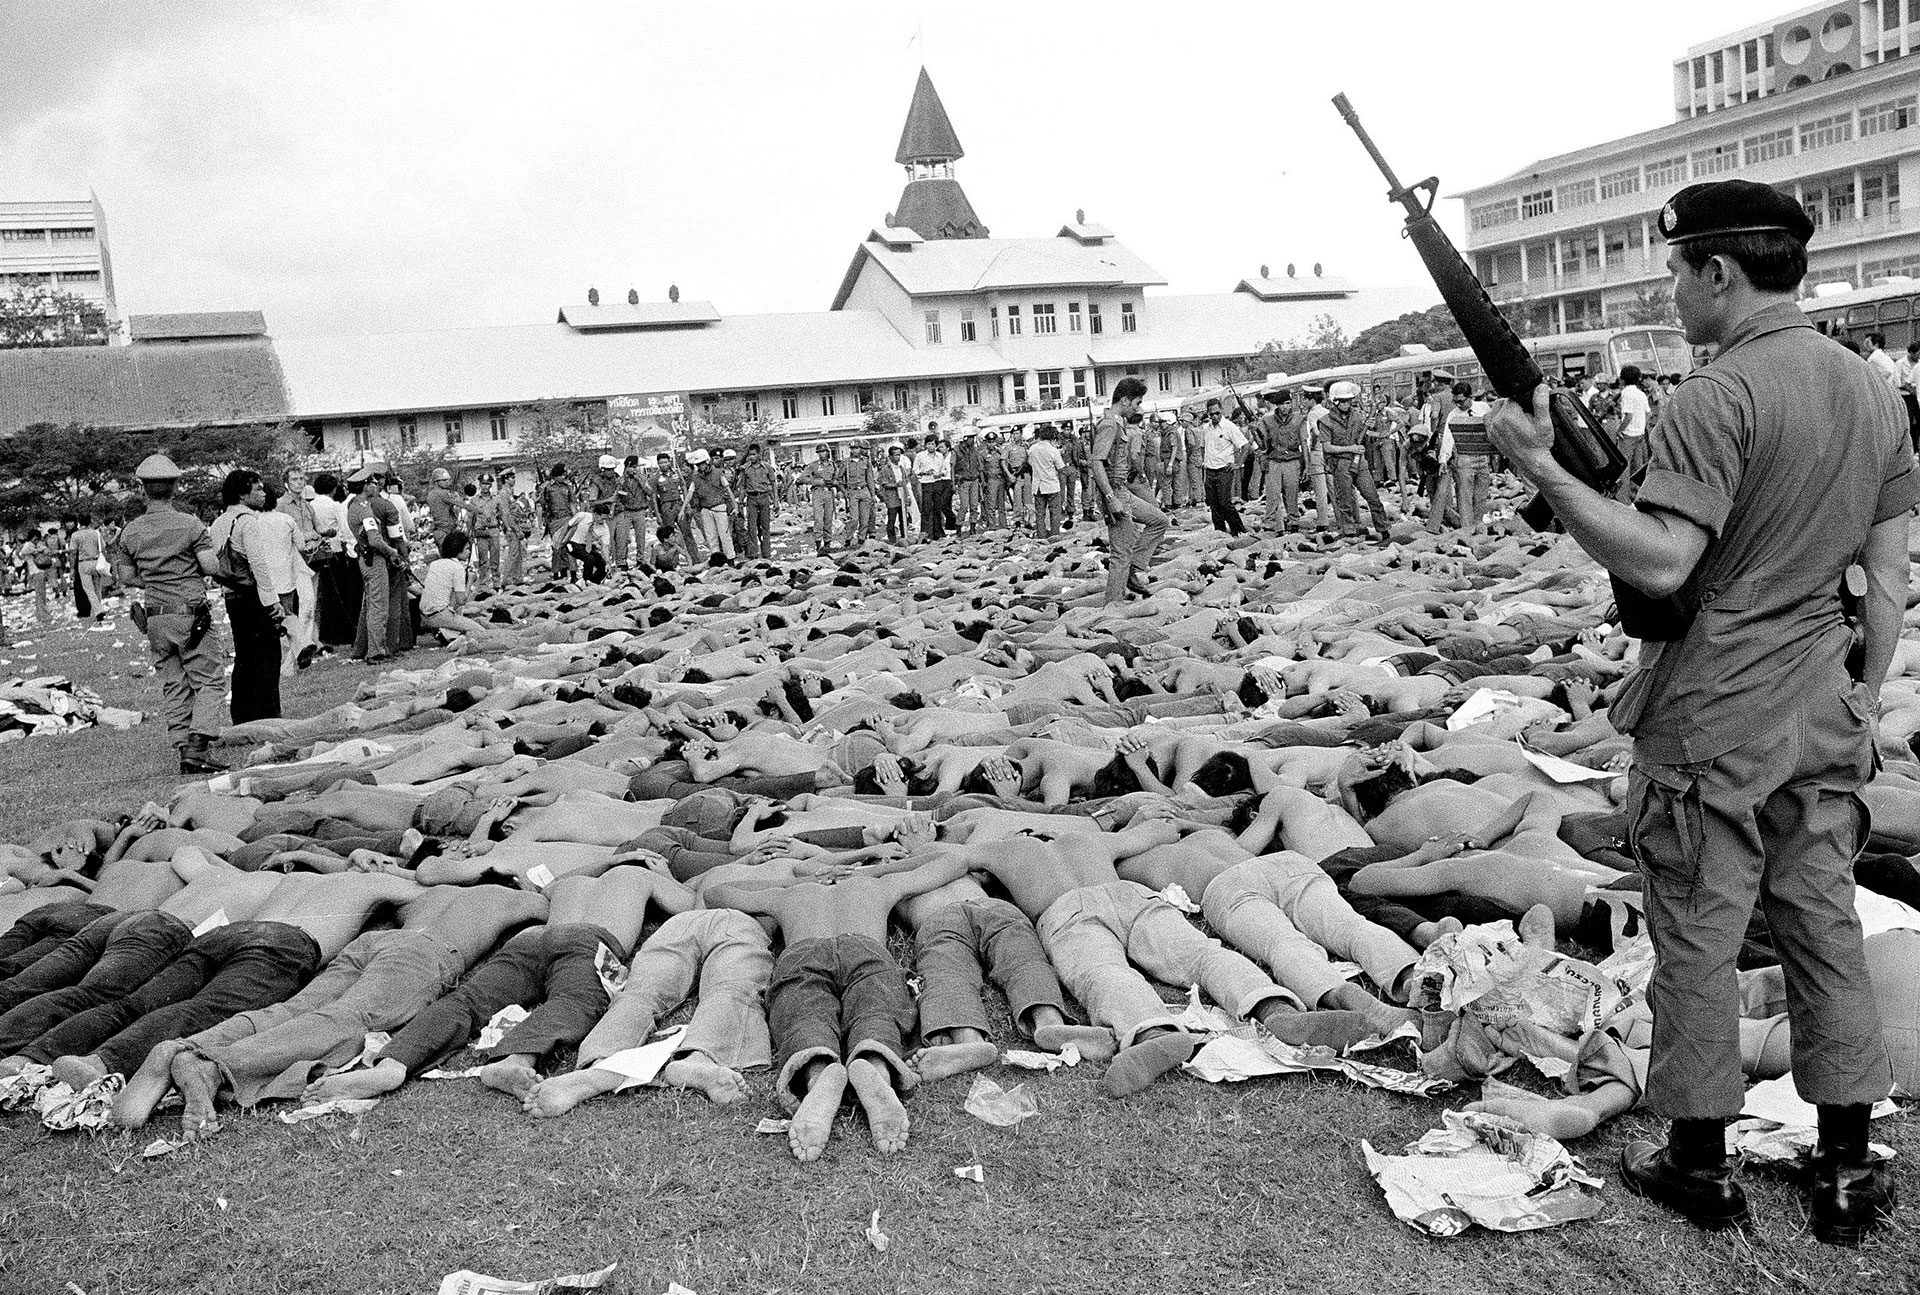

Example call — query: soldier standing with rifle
[1340,93,1908,1245]
[112,454,225,774]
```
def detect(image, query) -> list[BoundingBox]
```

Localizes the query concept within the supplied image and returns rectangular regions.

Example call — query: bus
[1269,324,1695,403]
[1800,278,1920,350]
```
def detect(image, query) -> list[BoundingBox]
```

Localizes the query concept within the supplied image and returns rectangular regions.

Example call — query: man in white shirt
[912,440,947,541]
[1901,341,1920,452]
[1614,364,1652,502]
[1027,426,1066,536]
[1199,399,1248,535]
[208,469,295,724]
[1865,331,1902,393]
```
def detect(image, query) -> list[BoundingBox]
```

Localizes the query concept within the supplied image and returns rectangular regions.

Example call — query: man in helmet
[539,462,577,578]
[1320,381,1393,541]
[111,454,226,773]
[425,467,461,542]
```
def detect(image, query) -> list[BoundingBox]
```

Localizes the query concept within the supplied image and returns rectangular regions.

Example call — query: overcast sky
[2,0,1774,338]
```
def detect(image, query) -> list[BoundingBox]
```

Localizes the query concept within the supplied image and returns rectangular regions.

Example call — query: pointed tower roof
[894,68,964,165]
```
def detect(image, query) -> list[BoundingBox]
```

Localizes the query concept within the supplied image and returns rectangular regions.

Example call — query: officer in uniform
[1318,380,1392,541]
[1489,179,1914,1243]
[424,467,461,541]
[1089,377,1166,605]
[807,449,840,555]
[736,442,776,559]
[111,454,225,773]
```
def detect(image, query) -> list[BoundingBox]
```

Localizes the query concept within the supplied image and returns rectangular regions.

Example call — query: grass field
[0,590,1914,1295]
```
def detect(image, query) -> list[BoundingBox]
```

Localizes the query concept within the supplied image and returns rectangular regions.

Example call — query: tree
[511,399,607,477]
[863,407,906,442]
[1346,303,1467,363]
[1303,313,1350,351]
[0,285,115,349]
[1623,286,1679,327]
[0,419,309,524]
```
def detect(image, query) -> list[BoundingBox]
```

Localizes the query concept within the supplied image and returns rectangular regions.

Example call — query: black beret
[1657,180,1813,245]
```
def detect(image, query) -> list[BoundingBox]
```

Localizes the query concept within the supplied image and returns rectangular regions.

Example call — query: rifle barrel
[1331,92,1407,198]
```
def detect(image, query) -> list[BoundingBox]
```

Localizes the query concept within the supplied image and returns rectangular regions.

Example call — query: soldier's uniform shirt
[1091,413,1135,495]
[738,458,776,499]
[113,506,213,610]
[112,503,223,743]
[425,486,461,536]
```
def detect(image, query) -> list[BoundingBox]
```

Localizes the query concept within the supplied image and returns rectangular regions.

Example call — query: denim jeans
[914,898,1066,1037]
[578,910,772,1074]
[0,911,191,1050]
[769,933,916,1107]
[1202,854,1419,1008]
[0,901,117,976]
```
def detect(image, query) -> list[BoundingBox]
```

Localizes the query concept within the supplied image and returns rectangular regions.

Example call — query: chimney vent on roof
[669,284,680,304]
[1076,208,1085,224]
[588,287,599,305]
[1314,262,1323,277]
[1286,262,1296,278]
[1260,264,1269,279]
[628,288,638,305]
[885,211,897,227]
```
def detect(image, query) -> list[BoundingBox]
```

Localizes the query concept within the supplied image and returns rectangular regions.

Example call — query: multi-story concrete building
[1458,1,1920,335]
[0,194,118,340]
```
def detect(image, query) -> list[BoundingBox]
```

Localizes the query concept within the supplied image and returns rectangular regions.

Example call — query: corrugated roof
[128,310,268,341]
[556,300,721,329]
[274,312,1011,419]
[832,235,1164,309]
[895,67,965,164]
[0,339,288,433]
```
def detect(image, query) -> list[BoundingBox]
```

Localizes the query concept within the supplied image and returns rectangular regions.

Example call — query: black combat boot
[1621,1119,1748,1231]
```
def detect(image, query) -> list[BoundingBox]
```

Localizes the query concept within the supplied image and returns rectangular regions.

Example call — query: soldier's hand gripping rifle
[1332,92,1691,638]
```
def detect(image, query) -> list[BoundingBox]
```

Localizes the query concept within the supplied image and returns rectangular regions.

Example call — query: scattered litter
[963,1074,1039,1127]
[666,1285,696,1295]
[1155,883,1198,913]
[437,1260,619,1294]
[1184,1029,1451,1097]
[864,1209,890,1252]
[141,1136,189,1159]
[421,1066,485,1081]
[1407,921,1638,1037]
[1001,1043,1080,1071]
[1169,984,1239,1034]
[64,1283,85,1295]
[1740,1074,1899,1129]
[475,1004,531,1050]
[1363,1110,1604,1237]
[36,1074,121,1130]
[216,1197,228,1211]
[585,1025,685,1092]
[278,1097,381,1123]
[952,1163,985,1182]
[0,675,143,740]
[0,1062,54,1110]
[753,1117,791,1135]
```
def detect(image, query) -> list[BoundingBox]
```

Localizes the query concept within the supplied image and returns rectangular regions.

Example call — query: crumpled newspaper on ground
[36,1074,123,1131]
[963,1074,1038,1126]
[1183,1027,1451,1097]
[1362,1110,1604,1237]
[1409,921,1639,1038]
[437,1261,618,1295]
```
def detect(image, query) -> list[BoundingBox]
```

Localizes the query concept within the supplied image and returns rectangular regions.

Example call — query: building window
[489,409,509,441]
[1862,95,1918,136]
[742,396,759,419]
[1032,303,1057,334]
[960,309,976,342]
[1469,200,1518,231]
[1598,167,1641,201]
[1124,365,1141,376]
[1800,112,1854,151]
[1120,302,1136,333]
[0,228,45,242]
[1829,179,1858,224]
[1094,368,1108,397]
[49,227,94,241]
[892,383,910,410]
[1742,127,1794,164]
[351,418,371,451]
[924,310,941,344]
[1038,370,1062,401]
[1187,364,1202,387]
[1644,155,1687,190]
[1691,144,1737,176]
[990,306,1000,338]
[1007,305,1022,336]
[856,385,875,410]
[1012,372,1027,404]
[964,377,981,404]
[1157,367,1172,392]
[1072,368,1087,399]
[57,270,99,284]
[1520,188,1555,218]
[820,389,836,416]
[701,398,718,423]
[1089,302,1104,335]
[398,416,417,448]
[444,413,463,445]
[1559,179,1597,210]
[781,390,799,419]
[930,382,947,408]
[1068,302,1083,332]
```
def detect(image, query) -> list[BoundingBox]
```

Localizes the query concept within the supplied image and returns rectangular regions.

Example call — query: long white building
[1458,1,1920,336]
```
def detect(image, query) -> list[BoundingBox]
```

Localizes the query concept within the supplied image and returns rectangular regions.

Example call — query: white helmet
[1328,380,1361,401]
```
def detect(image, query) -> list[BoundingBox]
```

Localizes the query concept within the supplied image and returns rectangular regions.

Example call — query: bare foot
[114,1039,186,1128]
[478,1058,539,1100]
[789,1061,848,1162]
[847,1057,909,1154]
[1435,916,1464,938]
[1464,1096,1601,1141]
[1517,903,1557,950]
[523,1067,620,1119]
[49,1054,109,1091]
[170,1050,223,1139]
[1032,1023,1116,1063]
[304,1058,406,1103]
[911,1040,999,1083]
[0,1055,30,1078]
[661,1054,749,1104]
[1102,1031,1203,1097]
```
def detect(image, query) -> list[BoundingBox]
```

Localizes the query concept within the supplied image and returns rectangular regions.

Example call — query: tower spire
[890,68,987,240]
